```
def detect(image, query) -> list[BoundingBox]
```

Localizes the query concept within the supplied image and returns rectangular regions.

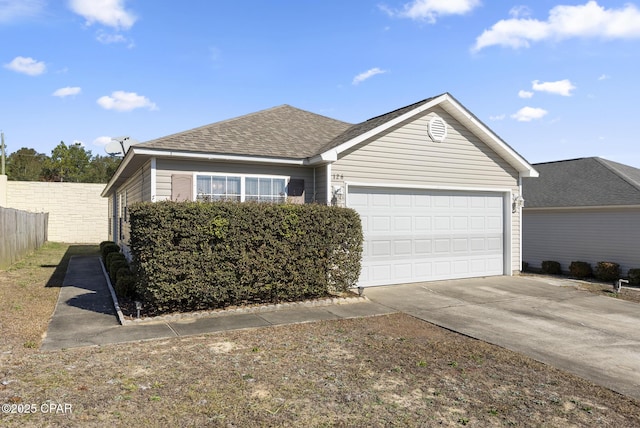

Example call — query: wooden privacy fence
[0,206,48,270]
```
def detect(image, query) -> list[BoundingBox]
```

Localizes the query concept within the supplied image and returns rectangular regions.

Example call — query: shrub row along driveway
[364,275,640,400]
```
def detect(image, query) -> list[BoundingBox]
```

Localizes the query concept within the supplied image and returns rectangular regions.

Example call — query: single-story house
[102,93,538,287]
[522,157,640,274]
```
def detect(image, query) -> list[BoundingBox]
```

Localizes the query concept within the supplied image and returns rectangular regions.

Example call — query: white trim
[344,181,513,194]
[132,147,304,166]
[150,157,157,202]
[346,183,512,278]
[326,163,332,205]
[504,190,513,277]
[193,172,289,202]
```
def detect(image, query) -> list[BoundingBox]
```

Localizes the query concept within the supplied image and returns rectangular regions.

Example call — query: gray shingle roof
[138,105,353,159]
[523,157,640,208]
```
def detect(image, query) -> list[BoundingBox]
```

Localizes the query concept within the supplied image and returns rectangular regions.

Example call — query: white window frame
[193,173,289,203]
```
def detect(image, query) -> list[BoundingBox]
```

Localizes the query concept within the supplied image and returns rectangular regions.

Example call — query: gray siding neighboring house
[102,93,537,287]
[522,157,640,274]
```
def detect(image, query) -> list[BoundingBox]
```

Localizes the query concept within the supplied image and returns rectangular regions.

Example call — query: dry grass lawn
[1,243,640,427]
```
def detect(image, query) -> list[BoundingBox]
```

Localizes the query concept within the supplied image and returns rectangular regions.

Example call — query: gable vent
[428,116,448,142]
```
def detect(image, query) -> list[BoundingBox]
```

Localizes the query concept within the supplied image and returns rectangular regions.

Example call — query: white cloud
[68,0,136,30]
[598,74,610,80]
[511,106,548,122]
[489,114,506,121]
[473,1,640,51]
[352,67,387,85]
[509,6,532,19]
[532,79,576,96]
[382,0,480,23]
[4,56,46,75]
[518,90,534,99]
[0,0,45,23]
[97,91,157,112]
[93,136,112,146]
[52,86,81,97]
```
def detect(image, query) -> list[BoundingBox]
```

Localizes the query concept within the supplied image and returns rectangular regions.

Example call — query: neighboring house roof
[102,93,537,197]
[523,157,640,208]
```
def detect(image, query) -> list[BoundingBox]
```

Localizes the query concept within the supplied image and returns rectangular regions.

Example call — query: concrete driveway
[364,275,640,400]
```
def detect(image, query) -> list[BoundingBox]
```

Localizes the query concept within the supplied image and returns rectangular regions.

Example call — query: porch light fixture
[512,194,524,213]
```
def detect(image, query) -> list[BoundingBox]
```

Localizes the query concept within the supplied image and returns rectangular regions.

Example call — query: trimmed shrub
[101,243,120,263]
[109,260,129,284]
[105,252,126,271]
[522,262,529,272]
[115,267,137,299]
[541,260,561,275]
[594,262,620,282]
[128,201,363,314]
[569,261,592,278]
[100,241,116,251]
[628,269,640,285]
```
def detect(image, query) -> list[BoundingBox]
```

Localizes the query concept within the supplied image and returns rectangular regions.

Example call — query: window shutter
[287,178,305,204]
[171,175,193,201]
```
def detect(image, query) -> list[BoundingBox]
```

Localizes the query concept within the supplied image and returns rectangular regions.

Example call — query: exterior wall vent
[428,116,448,142]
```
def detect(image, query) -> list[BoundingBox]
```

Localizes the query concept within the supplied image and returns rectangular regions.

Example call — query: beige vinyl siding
[523,207,640,274]
[333,106,522,273]
[115,160,151,248]
[155,159,316,203]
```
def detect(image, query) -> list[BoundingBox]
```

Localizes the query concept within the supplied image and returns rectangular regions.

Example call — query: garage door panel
[349,187,504,287]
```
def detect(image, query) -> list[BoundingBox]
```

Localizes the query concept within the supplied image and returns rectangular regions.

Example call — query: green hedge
[128,201,363,314]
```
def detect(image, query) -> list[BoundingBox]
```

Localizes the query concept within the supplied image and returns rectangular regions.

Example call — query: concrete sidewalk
[364,277,640,401]
[41,255,395,351]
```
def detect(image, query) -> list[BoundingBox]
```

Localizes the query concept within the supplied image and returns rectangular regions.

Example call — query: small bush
[105,252,126,271]
[101,243,120,263]
[569,261,592,278]
[109,260,129,283]
[628,269,640,285]
[594,262,620,282]
[541,260,561,275]
[115,267,137,299]
[521,261,529,272]
[100,241,116,251]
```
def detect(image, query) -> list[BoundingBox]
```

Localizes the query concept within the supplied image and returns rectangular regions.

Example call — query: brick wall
[5,181,107,243]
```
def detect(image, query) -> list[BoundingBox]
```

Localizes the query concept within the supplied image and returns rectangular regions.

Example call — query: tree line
[4,141,121,183]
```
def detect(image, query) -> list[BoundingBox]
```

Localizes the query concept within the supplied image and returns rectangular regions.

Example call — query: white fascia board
[308,149,338,165]
[132,148,305,166]
[101,150,136,197]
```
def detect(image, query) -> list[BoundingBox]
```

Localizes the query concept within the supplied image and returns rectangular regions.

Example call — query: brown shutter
[287,178,305,204]
[171,174,193,201]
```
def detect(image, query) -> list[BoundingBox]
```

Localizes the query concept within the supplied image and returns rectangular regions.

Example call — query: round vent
[428,116,447,142]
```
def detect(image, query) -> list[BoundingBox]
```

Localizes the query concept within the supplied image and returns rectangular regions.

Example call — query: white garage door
[348,187,504,287]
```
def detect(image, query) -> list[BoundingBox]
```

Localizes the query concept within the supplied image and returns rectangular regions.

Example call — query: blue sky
[2,0,640,167]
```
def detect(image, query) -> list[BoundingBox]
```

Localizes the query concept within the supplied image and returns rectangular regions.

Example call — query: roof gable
[523,157,640,208]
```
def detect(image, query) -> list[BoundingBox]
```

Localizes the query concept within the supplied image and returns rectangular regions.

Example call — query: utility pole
[1,131,5,175]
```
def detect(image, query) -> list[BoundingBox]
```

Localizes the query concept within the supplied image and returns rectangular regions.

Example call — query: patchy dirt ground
[2,245,640,427]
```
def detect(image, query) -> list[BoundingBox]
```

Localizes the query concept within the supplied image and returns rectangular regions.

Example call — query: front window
[196,174,287,203]
[246,177,286,203]
[197,175,241,201]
